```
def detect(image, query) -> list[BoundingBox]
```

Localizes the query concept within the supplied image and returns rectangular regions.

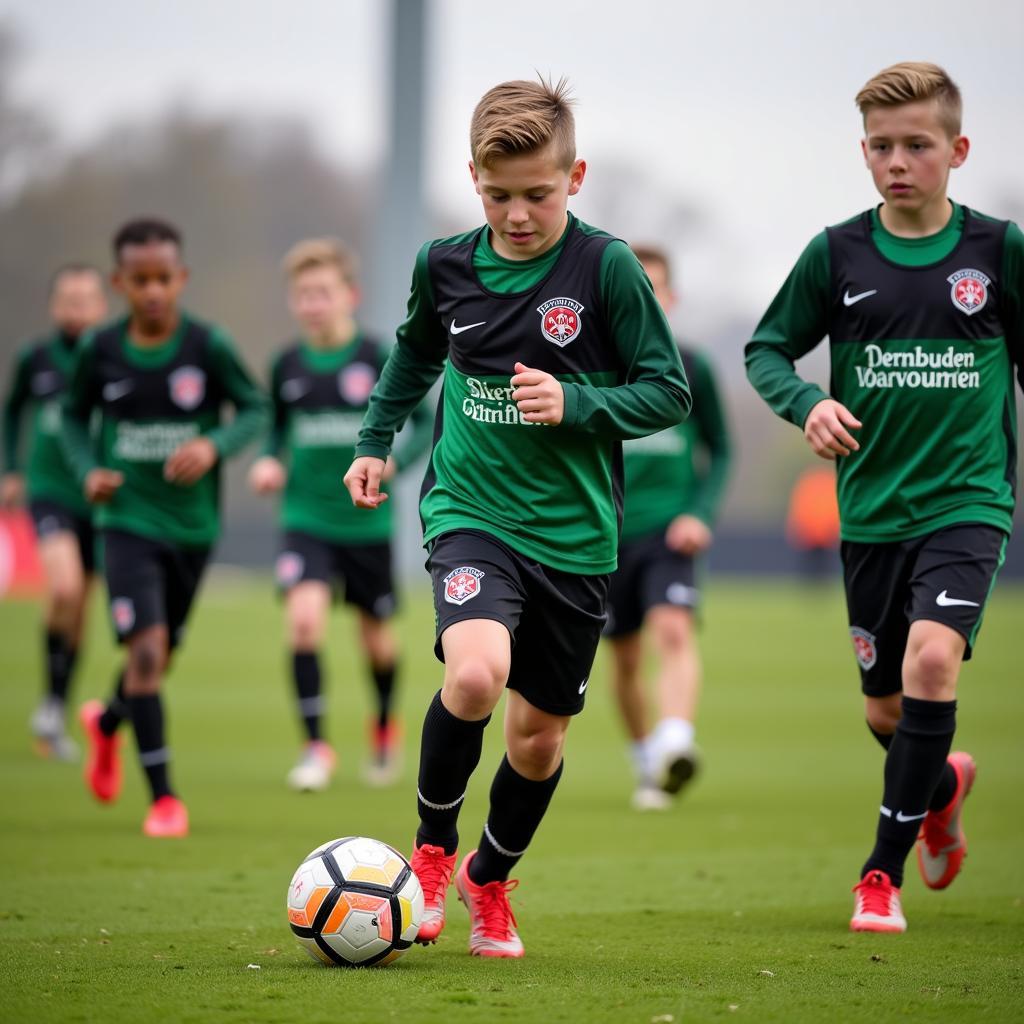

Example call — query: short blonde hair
[470,76,576,170]
[856,62,962,136]
[282,238,359,284]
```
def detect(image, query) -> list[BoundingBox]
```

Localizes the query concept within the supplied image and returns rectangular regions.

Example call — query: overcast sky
[6,0,1024,338]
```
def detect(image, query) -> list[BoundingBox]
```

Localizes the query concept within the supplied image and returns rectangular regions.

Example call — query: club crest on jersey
[275,551,305,588]
[947,269,990,316]
[111,597,136,634]
[339,362,377,405]
[537,297,584,347]
[850,627,877,671]
[169,366,206,410]
[443,566,484,606]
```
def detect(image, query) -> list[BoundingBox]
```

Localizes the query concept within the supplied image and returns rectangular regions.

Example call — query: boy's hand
[0,472,25,509]
[511,362,564,425]
[665,514,712,555]
[84,468,124,504]
[803,399,862,460]
[248,456,286,495]
[344,456,389,509]
[164,437,218,486]
[382,455,398,482]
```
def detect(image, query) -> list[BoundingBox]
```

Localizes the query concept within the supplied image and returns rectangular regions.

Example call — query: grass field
[1,574,1022,1024]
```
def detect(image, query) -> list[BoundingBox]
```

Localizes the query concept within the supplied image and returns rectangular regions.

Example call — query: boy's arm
[685,350,733,526]
[390,393,435,471]
[1003,222,1024,392]
[258,354,287,459]
[354,244,449,461]
[204,330,271,459]
[60,339,101,485]
[2,348,31,475]
[743,232,832,427]
[560,241,691,438]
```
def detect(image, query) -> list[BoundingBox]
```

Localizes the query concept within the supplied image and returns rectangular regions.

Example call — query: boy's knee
[649,608,693,654]
[509,726,565,778]
[906,634,963,691]
[289,612,322,650]
[444,658,505,716]
[865,695,901,735]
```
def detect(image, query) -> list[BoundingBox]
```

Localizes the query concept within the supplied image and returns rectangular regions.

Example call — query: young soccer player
[249,238,431,791]
[605,245,732,811]
[344,78,691,957]
[2,265,108,758]
[61,217,268,837]
[745,63,1023,932]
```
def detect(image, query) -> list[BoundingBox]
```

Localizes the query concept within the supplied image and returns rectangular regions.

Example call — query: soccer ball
[286,836,424,967]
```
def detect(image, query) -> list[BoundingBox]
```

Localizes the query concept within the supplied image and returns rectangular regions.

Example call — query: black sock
[867,719,958,810]
[371,663,396,730]
[862,696,956,887]
[127,692,173,801]
[98,670,128,736]
[292,651,323,742]
[415,690,490,855]
[469,756,564,885]
[45,629,77,703]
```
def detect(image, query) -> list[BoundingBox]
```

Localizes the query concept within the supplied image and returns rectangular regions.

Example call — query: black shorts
[275,531,397,620]
[604,530,699,638]
[30,498,96,574]
[841,523,1007,698]
[428,529,609,717]
[102,529,210,649]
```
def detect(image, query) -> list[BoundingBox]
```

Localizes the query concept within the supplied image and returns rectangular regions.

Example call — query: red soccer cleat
[410,842,457,944]
[143,795,189,838]
[850,869,907,933]
[454,850,525,958]
[917,751,976,890]
[79,699,122,803]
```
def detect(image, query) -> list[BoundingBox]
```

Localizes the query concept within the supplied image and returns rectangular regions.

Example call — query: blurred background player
[345,78,690,957]
[786,465,841,582]
[248,239,431,791]
[62,217,268,837]
[2,264,108,759]
[604,245,732,810]
[746,63,1023,932]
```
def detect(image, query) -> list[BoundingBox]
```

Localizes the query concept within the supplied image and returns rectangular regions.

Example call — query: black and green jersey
[62,314,268,548]
[263,333,432,543]
[746,202,1024,542]
[3,333,89,515]
[355,213,692,574]
[621,346,731,540]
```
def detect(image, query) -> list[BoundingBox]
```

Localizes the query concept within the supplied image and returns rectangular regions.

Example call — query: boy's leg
[277,536,335,791]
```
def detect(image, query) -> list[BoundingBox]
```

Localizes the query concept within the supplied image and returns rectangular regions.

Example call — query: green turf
[1,575,1022,1023]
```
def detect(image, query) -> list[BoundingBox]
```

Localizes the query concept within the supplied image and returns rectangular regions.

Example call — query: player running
[344,77,691,957]
[62,217,268,837]
[745,62,1023,932]
[604,245,732,810]
[2,264,108,758]
[249,238,431,791]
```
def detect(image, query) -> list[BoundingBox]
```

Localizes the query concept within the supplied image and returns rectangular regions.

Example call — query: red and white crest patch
[169,365,206,410]
[850,627,877,671]
[443,566,484,606]
[275,551,305,588]
[111,597,136,634]
[339,362,377,406]
[537,297,584,348]
[947,268,990,316]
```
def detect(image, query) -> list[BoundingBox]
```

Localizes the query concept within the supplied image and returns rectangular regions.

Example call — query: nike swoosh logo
[936,590,980,608]
[450,320,486,335]
[578,678,589,695]
[103,379,135,401]
[895,809,928,823]
[843,288,877,307]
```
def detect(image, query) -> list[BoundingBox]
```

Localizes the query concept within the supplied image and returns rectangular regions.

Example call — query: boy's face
[112,241,188,332]
[861,100,968,215]
[288,264,358,337]
[639,258,677,318]
[50,272,107,339]
[470,145,586,260]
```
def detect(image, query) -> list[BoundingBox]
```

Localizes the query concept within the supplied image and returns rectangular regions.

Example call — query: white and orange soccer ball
[287,836,424,967]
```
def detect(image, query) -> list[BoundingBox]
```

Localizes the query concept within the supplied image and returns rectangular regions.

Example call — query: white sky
[6,0,1024,337]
